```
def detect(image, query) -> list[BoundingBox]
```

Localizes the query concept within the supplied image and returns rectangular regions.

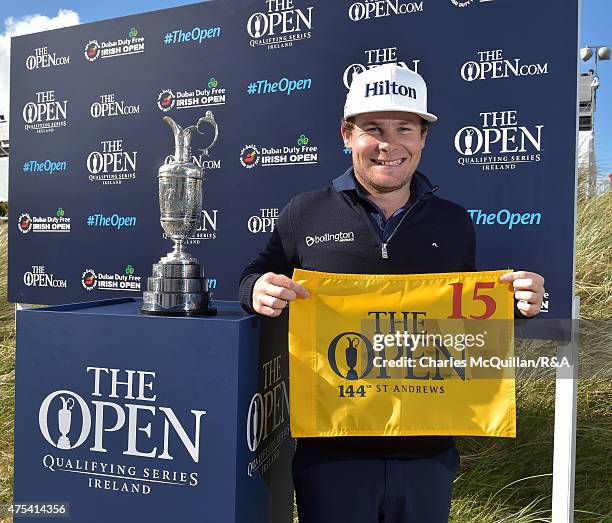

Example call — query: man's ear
[420,126,429,147]
[340,124,351,147]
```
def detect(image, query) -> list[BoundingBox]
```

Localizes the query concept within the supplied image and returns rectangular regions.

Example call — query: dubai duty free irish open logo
[157,89,175,112]
[84,28,145,62]
[240,145,260,169]
[84,40,100,61]
[18,213,32,233]
[18,208,71,234]
[81,269,97,290]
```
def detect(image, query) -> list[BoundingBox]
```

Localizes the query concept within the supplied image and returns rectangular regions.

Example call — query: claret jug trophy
[141,112,218,316]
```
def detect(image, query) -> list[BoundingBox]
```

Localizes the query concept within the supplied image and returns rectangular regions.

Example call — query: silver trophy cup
[141,112,218,316]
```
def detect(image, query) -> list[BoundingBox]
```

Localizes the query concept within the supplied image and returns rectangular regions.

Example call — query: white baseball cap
[344,63,437,122]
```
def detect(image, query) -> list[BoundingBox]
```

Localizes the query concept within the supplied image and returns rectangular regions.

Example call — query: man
[239,64,545,523]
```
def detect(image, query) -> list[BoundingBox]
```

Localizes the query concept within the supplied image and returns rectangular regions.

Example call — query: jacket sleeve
[238,201,298,314]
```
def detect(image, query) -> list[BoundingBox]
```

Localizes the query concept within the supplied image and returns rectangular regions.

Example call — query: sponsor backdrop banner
[9,0,578,328]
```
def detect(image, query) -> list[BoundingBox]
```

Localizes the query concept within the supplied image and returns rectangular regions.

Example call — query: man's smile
[371,158,406,166]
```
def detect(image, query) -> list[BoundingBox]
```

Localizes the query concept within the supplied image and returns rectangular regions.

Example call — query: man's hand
[252,272,310,317]
[500,271,545,318]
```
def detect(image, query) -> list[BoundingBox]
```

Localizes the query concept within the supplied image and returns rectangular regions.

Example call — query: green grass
[0,221,15,523]
[450,370,611,522]
[576,193,612,320]
[1,193,611,523]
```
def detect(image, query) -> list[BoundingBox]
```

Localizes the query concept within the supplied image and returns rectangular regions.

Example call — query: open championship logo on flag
[289,269,516,438]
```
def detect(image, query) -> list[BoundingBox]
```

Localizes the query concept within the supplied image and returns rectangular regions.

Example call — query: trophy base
[140,306,217,317]
[140,261,218,316]
[141,290,217,316]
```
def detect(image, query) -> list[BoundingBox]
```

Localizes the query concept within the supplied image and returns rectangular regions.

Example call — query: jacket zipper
[381,186,438,259]
[380,198,423,259]
[345,184,438,260]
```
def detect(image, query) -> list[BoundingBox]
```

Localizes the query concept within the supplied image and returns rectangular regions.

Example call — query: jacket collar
[332,167,437,201]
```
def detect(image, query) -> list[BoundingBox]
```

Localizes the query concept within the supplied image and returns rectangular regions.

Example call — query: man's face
[341,111,428,195]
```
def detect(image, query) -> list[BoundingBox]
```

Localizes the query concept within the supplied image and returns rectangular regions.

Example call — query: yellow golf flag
[289,269,516,438]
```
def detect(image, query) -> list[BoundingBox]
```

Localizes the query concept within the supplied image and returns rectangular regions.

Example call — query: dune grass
[0,220,15,523]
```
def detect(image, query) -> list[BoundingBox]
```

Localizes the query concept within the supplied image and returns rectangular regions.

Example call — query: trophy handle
[195,111,219,158]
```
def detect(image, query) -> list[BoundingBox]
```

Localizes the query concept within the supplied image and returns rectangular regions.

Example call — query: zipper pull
[381,243,388,259]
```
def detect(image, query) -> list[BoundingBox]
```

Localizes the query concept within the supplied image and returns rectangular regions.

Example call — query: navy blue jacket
[240,169,475,312]
[238,169,477,457]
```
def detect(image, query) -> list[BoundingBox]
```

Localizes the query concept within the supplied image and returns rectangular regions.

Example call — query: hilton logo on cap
[365,80,417,99]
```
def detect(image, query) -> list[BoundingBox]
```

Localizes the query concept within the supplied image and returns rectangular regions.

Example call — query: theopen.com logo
[24,266,67,288]
[25,47,70,70]
[461,49,549,82]
[306,231,355,246]
[90,93,140,119]
[348,0,423,21]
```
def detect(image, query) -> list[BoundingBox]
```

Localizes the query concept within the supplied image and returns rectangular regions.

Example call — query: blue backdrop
[8,0,579,330]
